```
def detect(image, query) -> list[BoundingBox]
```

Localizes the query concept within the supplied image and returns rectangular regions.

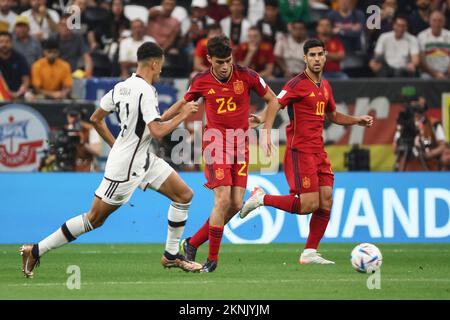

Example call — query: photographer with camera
[39,107,101,172]
[393,95,446,171]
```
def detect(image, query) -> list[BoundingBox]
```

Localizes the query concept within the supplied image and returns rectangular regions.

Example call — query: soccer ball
[350,243,382,273]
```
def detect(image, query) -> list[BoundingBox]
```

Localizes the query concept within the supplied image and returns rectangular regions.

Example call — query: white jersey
[100,73,161,182]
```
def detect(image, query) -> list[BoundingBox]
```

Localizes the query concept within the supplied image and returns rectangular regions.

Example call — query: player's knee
[305,199,320,213]
[229,200,242,214]
[179,187,194,204]
[86,212,104,229]
[215,198,231,212]
[171,187,193,204]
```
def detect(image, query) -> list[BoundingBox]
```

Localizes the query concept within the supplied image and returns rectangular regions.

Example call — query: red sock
[189,219,209,248]
[264,194,302,214]
[305,208,331,250]
[208,225,224,263]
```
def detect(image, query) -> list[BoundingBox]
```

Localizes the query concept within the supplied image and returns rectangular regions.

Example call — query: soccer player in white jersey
[20,42,203,277]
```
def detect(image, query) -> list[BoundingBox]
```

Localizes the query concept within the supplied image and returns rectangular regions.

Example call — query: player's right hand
[181,102,199,117]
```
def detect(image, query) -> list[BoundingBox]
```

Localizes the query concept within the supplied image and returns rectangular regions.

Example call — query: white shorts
[95,153,174,206]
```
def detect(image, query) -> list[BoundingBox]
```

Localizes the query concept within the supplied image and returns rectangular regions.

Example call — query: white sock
[165,202,189,256]
[38,214,93,256]
[303,248,317,255]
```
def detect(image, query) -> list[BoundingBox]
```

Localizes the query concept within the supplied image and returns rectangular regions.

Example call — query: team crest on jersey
[323,87,329,100]
[215,168,225,180]
[302,176,311,189]
[233,80,244,95]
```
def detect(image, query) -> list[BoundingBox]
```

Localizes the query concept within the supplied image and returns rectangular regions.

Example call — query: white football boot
[299,249,335,265]
[239,187,266,219]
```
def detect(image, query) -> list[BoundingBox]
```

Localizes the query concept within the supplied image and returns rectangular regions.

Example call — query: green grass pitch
[1,243,450,299]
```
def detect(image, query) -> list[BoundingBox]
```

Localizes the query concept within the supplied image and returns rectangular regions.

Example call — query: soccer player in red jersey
[173,35,279,272]
[240,39,374,264]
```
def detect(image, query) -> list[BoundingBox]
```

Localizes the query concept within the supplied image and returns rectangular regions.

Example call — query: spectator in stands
[31,39,72,100]
[71,0,89,36]
[0,31,29,99]
[119,19,156,78]
[52,14,93,78]
[408,0,431,35]
[327,0,366,76]
[434,0,450,30]
[192,23,222,73]
[0,0,17,33]
[367,0,398,55]
[11,0,30,15]
[206,0,230,22]
[247,0,265,26]
[255,0,287,46]
[369,15,420,77]
[220,0,250,45]
[110,0,130,41]
[234,26,275,79]
[147,0,181,51]
[182,0,215,48]
[20,0,59,40]
[12,15,41,67]
[274,21,307,78]
[418,10,450,79]
[278,0,309,24]
[316,17,347,79]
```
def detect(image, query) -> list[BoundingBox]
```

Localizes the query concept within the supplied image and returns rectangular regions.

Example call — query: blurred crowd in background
[0,0,449,173]
[0,0,449,102]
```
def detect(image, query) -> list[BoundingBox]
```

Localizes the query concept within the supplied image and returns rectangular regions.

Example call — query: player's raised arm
[148,101,198,139]
[326,111,373,127]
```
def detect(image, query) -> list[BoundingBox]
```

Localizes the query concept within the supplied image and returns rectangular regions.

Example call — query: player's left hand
[358,115,373,127]
[249,113,261,128]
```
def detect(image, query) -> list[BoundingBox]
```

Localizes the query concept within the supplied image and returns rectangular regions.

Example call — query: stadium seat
[124,5,149,24]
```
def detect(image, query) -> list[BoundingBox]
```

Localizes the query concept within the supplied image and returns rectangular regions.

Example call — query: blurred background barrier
[0,172,449,244]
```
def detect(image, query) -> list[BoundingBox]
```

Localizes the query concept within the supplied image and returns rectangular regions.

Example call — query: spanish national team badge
[324,87,329,100]
[215,168,224,180]
[233,80,244,94]
[302,176,311,189]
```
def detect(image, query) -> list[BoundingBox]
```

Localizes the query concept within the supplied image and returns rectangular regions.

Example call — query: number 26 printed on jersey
[216,97,237,114]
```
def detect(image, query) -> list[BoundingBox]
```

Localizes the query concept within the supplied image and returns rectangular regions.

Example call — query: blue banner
[0,172,449,244]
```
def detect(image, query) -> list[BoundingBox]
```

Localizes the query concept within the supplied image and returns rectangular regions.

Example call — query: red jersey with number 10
[277,72,336,153]
[184,65,268,132]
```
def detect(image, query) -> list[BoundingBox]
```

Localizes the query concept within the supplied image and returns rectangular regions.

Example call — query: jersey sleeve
[184,76,202,102]
[99,89,115,112]
[246,68,268,97]
[277,84,299,109]
[141,88,161,124]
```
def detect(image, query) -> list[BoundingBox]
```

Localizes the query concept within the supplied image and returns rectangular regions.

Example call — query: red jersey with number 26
[184,65,268,132]
[277,72,336,153]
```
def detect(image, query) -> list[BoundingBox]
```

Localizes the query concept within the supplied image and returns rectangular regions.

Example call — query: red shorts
[284,149,334,194]
[203,144,249,189]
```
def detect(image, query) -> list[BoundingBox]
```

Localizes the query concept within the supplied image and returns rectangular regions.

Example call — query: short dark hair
[265,0,278,8]
[206,23,221,32]
[42,39,59,51]
[137,41,164,62]
[207,35,232,58]
[394,14,408,24]
[303,39,325,55]
[0,31,12,39]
